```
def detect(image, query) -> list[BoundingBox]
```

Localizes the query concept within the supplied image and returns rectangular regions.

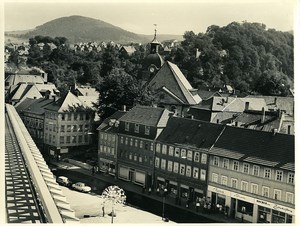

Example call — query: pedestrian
[203,203,207,213]
[196,201,200,212]
[208,203,211,214]
[92,167,95,175]
[148,187,152,195]
[102,206,105,217]
[156,187,160,195]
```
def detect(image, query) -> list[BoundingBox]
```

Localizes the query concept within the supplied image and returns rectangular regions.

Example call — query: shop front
[99,158,116,175]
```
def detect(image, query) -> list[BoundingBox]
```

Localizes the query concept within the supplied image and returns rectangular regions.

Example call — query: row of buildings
[97,105,295,223]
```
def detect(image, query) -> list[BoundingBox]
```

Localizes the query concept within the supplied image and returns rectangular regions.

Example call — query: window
[173,162,179,173]
[180,164,185,175]
[67,113,71,121]
[155,144,161,153]
[104,133,107,140]
[67,125,71,132]
[84,135,88,143]
[212,173,218,183]
[169,146,174,156]
[253,165,260,176]
[275,170,283,181]
[130,138,133,146]
[125,122,130,131]
[45,123,48,130]
[150,143,154,151]
[135,139,138,147]
[155,157,160,168]
[84,124,89,132]
[243,163,249,174]
[49,135,52,143]
[139,140,143,148]
[200,169,206,181]
[221,176,228,186]
[167,161,173,172]
[125,137,128,145]
[129,153,132,160]
[274,189,281,200]
[100,145,103,152]
[134,155,137,161]
[66,136,70,144]
[61,125,65,132]
[120,136,124,144]
[233,161,239,171]
[264,168,271,179]
[201,153,207,164]
[193,167,199,179]
[73,125,77,132]
[60,136,64,144]
[231,178,238,189]
[222,158,229,169]
[286,192,294,204]
[186,166,191,177]
[161,159,166,170]
[187,150,193,161]
[139,156,142,163]
[241,181,248,192]
[174,148,180,157]
[251,183,258,194]
[288,173,294,184]
[181,149,187,158]
[262,186,269,197]
[134,124,139,133]
[162,145,167,154]
[145,126,150,135]
[61,114,65,121]
[213,156,219,166]
[79,125,83,132]
[80,113,84,120]
[194,152,200,162]
[111,147,115,155]
[78,135,82,143]
[72,136,76,143]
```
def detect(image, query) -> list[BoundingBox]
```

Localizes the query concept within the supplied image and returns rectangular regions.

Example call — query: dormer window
[125,122,130,131]
[134,124,139,133]
[145,126,150,135]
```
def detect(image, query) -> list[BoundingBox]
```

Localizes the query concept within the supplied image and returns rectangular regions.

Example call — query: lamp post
[162,188,168,221]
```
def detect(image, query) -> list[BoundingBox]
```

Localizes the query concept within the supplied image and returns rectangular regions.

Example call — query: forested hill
[170,22,293,96]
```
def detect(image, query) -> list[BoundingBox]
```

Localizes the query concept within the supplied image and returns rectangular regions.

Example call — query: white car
[56,176,72,187]
[72,182,91,193]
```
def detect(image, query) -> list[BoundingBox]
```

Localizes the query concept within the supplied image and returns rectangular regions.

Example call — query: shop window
[155,157,160,168]
[221,176,228,186]
[258,206,271,223]
[173,162,179,173]
[167,161,173,172]
[262,186,269,197]
[253,165,260,176]
[251,183,258,194]
[243,163,249,174]
[237,200,253,216]
[274,189,281,200]
[186,165,191,177]
[241,181,248,192]
[161,159,166,170]
[231,178,238,189]
[134,123,139,133]
[187,150,193,161]
[272,210,286,223]
[125,122,130,131]
[264,168,271,179]
[212,173,218,183]
[222,158,229,169]
[200,169,206,181]
[181,149,186,158]
[286,192,294,204]
[286,215,293,223]
[194,152,200,162]
[233,161,239,171]
[169,146,174,156]
[174,148,180,157]
[145,126,150,135]
[180,164,185,175]
[193,167,199,179]
[201,153,207,164]
[287,172,294,184]
[156,143,161,153]
[162,145,167,154]
[213,156,219,166]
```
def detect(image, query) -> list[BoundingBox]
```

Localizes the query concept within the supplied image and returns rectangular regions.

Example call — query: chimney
[245,102,250,111]
[42,72,48,84]
[287,125,291,135]
[122,105,126,112]
[261,107,265,123]
[274,97,277,105]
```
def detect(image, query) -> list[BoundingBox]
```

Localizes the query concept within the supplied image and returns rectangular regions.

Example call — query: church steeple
[150,24,160,54]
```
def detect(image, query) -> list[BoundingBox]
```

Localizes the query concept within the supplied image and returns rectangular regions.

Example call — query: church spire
[150,24,160,53]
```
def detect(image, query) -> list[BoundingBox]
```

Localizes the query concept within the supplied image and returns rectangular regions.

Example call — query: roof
[15,98,40,112]
[157,117,225,150]
[6,84,43,103]
[21,98,55,115]
[5,74,45,86]
[76,87,99,96]
[97,111,127,132]
[44,91,90,113]
[121,46,136,55]
[147,61,201,105]
[119,105,170,127]
[35,83,58,95]
[211,126,294,169]
[77,96,99,110]
[197,90,222,101]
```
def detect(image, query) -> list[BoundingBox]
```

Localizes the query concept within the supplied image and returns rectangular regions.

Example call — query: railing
[5,104,79,223]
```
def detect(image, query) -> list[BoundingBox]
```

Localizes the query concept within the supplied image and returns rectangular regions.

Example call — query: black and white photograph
[2,0,298,224]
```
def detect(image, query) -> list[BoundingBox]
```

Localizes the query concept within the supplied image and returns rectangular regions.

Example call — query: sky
[4,0,298,35]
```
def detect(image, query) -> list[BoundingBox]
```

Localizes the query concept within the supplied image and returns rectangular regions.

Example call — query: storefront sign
[255,199,294,215]
[208,185,231,196]
[99,158,113,164]
[231,192,254,203]
[60,148,68,154]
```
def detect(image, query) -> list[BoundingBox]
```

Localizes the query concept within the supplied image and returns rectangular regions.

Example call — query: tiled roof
[157,117,225,150]
[76,87,99,96]
[44,91,90,112]
[15,98,40,113]
[21,98,55,115]
[7,84,43,103]
[197,90,222,101]
[5,74,45,85]
[78,96,99,110]
[119,105,170,127]
[97,111,126,132]
[121,46,136,54]
[211,126,294,167]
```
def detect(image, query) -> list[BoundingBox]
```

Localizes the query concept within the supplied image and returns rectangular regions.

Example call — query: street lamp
[162,188,168,221]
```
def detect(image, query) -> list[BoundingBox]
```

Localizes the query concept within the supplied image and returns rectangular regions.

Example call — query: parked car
[56,176,72,187]
[72,182,91,193]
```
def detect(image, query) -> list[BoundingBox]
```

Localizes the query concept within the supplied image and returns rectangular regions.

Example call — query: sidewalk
[52,160,242,223]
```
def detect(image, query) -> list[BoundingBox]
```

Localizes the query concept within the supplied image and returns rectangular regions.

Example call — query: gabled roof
[76,87,99,96]
[44,91,90,112]
[119,105,170,127]
[15,98,40,113]
[5,74,45,86]
[121,46,136,55]
[147,61,201,105]
[22,98,55,115]
[157,117,225,150]
[211,126,294,169]
[7,83,43,103]
[97,111,127,132]
[197,89,222,101]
